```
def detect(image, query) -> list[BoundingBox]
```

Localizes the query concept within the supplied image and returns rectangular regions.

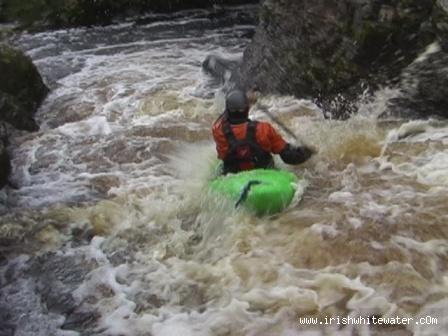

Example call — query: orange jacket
[212,118,287,160]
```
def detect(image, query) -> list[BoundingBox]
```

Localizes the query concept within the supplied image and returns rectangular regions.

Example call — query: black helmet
[225,90,249,114]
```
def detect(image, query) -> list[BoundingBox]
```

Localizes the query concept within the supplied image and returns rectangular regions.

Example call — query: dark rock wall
[240,0,446,118]
[389,44,448,118]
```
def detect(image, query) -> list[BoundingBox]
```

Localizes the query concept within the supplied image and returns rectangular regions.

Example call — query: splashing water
[1,5,448,336]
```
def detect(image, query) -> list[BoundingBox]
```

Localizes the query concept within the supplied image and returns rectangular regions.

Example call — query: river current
[1,4,448,336]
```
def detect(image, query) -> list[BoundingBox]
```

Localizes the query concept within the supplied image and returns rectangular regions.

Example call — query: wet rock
[44,96,95,129]
[135,292,165,313]
[106,247,136,266]
[387,1,448,116]
[202,54,243,88]
[90,174,121,195]
[0,44,48,189]
[46,292,77,314]
[432,0,448,50]
[387,44,448,118]
[71,226,95,246]
[0,44,48,131]
[240,0,439,118]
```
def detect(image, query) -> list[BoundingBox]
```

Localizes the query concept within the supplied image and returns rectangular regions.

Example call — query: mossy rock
[241,0,442,119]
[0,44,48,131]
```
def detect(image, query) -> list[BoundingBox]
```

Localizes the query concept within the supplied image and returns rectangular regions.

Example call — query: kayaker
[212,89,315,174]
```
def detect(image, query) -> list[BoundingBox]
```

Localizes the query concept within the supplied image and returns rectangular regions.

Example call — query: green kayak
[209,169,299,215]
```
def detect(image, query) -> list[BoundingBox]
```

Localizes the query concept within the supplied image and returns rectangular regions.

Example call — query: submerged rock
[240,0,443,118]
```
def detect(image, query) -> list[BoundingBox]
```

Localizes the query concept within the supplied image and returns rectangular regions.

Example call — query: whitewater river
[1,4,448,336]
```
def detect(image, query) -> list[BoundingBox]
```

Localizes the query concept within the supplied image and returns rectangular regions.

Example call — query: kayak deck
[209,169,298,215]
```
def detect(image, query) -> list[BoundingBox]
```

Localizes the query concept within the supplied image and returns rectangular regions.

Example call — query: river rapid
[1,5,448,336]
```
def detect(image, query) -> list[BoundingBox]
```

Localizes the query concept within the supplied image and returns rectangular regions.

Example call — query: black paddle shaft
[254,103,301,144]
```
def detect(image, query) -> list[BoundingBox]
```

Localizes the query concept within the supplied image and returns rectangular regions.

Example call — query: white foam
[309,222,339,237]
[57,116,112,137]
[328,191,355,204]
[348,217,363,229]
[414,42,441,63]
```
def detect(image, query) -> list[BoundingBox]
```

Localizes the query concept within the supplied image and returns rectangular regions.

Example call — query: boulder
[202,54,243,88]
[0,44,48,131]
[388,43,448,118]
[240,0,438,118]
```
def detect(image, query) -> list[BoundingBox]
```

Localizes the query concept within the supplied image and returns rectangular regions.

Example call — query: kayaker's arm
[280,144,315,165]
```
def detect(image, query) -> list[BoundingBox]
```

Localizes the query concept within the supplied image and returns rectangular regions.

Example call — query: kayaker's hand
[280,143,315,164]
[302,145,318,157]
[292,144,317,162]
